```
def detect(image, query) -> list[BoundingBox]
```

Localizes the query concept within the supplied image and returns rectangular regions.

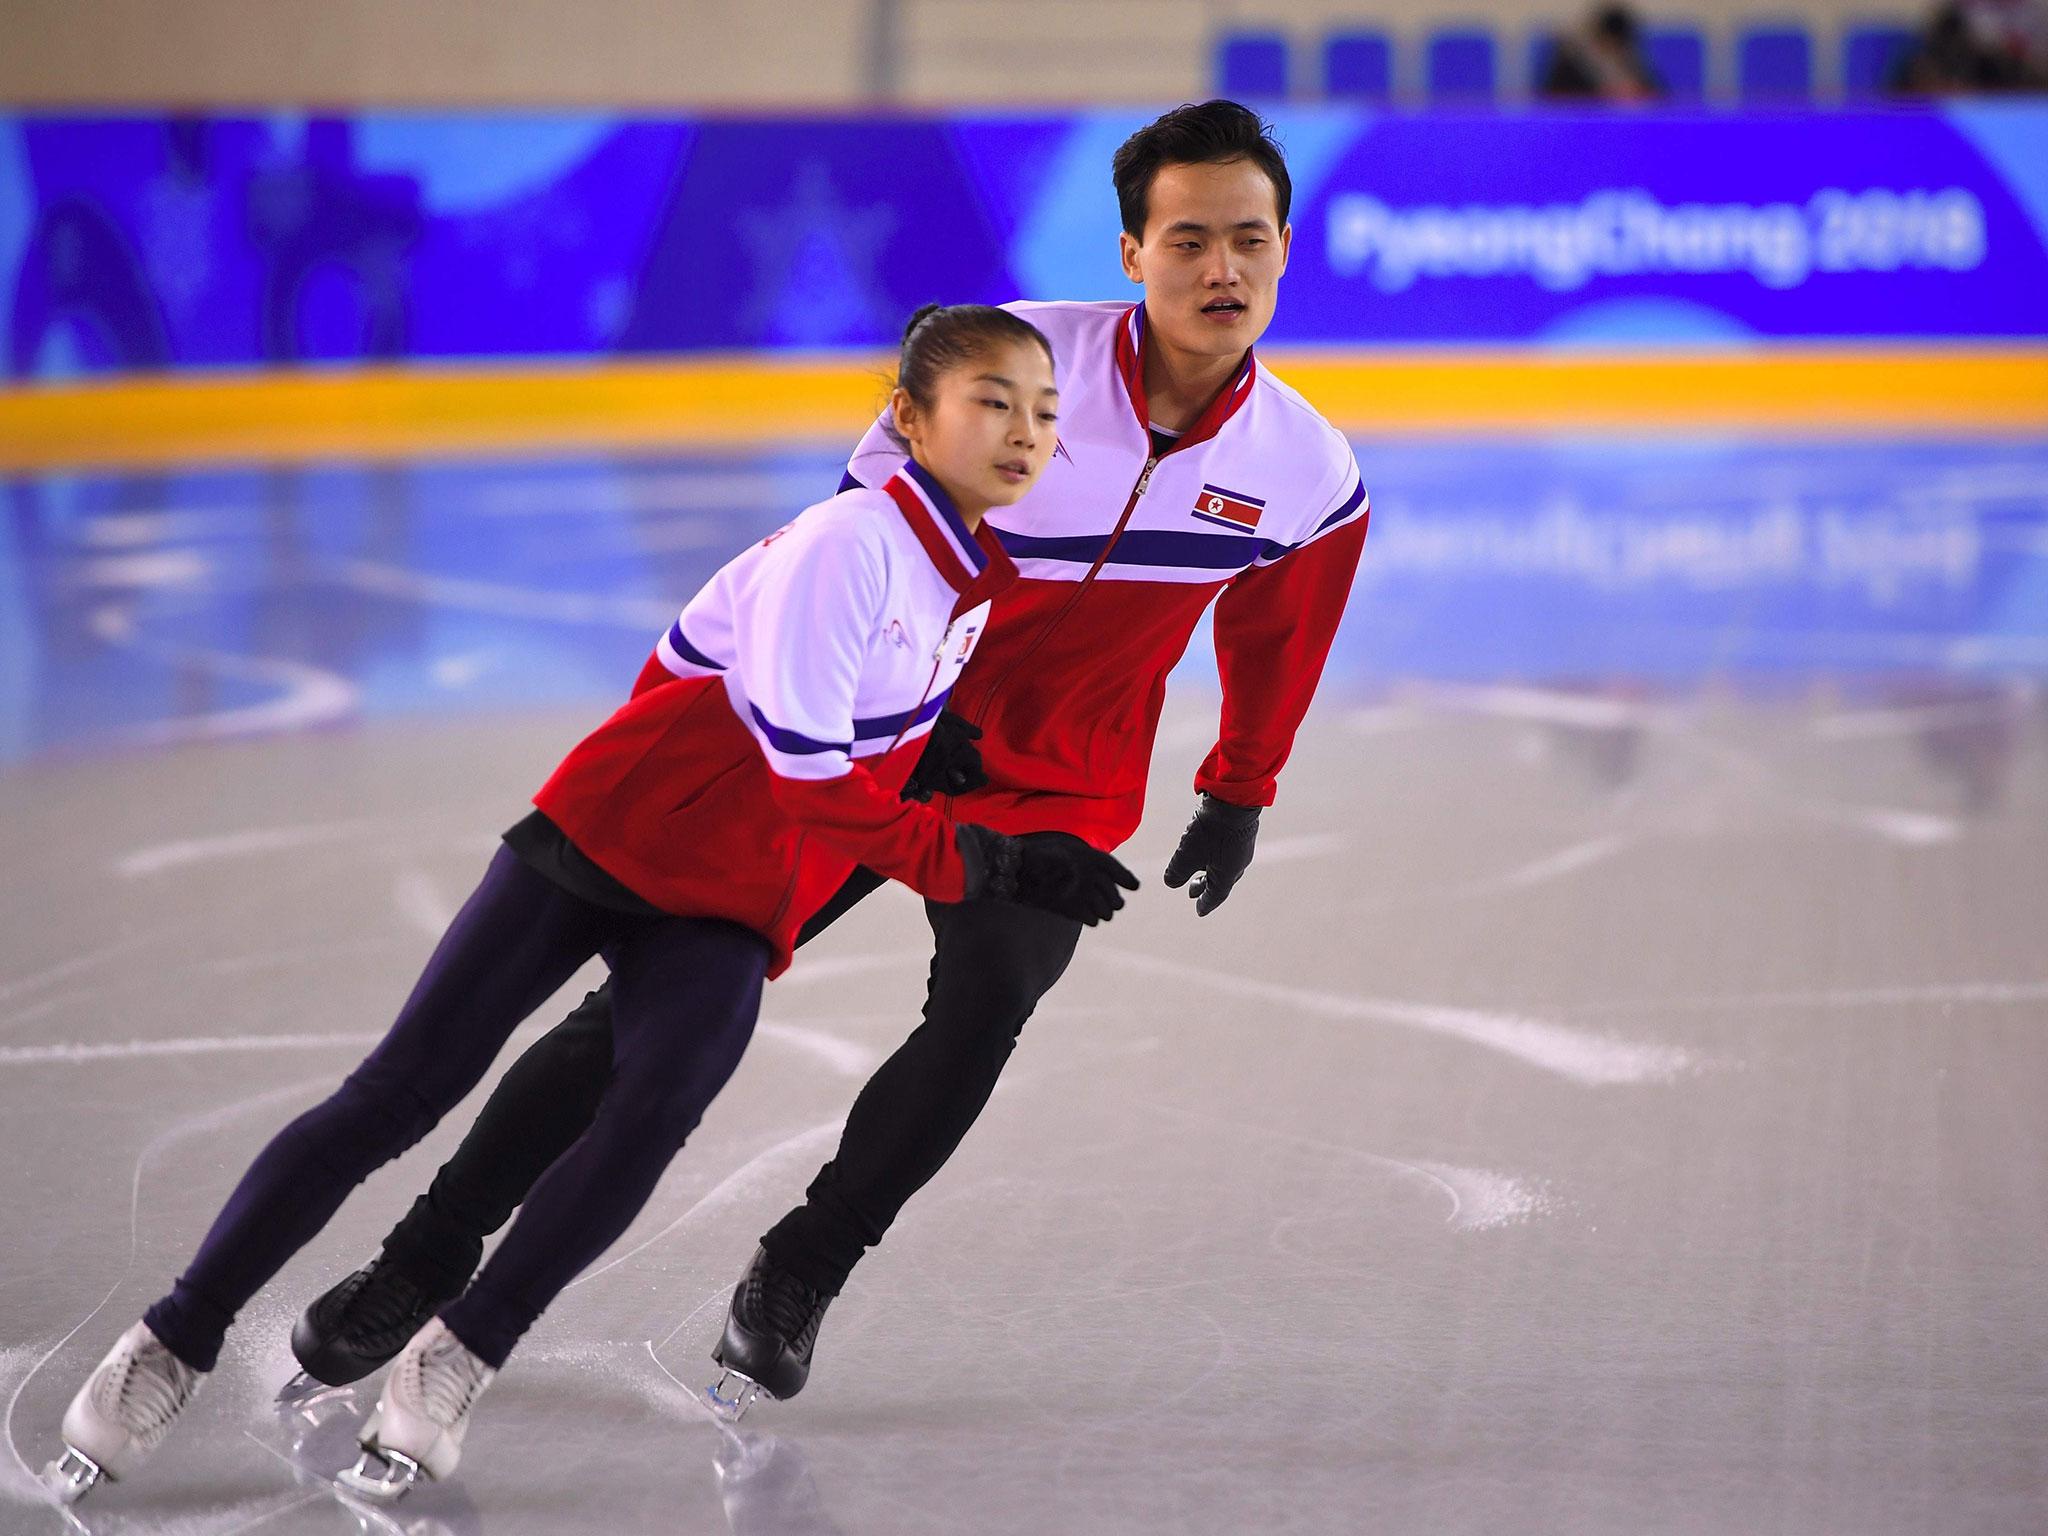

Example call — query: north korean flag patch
[1190,484,1265,534]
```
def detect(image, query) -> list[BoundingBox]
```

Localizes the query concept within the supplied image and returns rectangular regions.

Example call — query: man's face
[1119,158,1291,362]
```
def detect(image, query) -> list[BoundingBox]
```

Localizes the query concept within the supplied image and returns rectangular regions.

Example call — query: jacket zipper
[947,453,1159,810]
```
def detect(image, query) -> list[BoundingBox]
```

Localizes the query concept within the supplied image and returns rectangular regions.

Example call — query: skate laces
[400,1330,490,1428]
[94,1336,198,1449]
[343,1261,435,1348]
[741,1265,826,1350]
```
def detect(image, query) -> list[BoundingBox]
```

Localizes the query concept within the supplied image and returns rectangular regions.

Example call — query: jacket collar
[1112,302,1258,457]
[883,459,1009,599]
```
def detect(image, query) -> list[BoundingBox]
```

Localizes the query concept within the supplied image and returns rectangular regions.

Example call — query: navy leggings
[145,847,768,1370]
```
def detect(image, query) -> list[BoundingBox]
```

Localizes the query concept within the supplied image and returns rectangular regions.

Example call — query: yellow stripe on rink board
[3,348,2045,472]
[0,356,900,473]
[1283,348,2048,435]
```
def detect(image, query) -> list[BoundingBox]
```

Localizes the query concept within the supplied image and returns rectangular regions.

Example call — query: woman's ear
[889,387,919,447]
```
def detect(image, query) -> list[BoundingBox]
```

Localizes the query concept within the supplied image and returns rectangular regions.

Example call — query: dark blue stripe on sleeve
[1314,478,1368,535]
[1251,479,1370,564]
[668,621,726,671]
[749,704,850,756]
[851,686,953,742]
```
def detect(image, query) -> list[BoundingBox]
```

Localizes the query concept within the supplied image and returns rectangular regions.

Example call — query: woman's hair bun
[901,302,944,343]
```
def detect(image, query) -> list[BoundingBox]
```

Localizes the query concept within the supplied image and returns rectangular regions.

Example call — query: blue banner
[4,105,2046,379]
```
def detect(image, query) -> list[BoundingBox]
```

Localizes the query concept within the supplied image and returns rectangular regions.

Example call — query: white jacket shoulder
[999,299,1128,346]
[1000,298,1129,325]
[1252,362,1350,456]
[775,487,896,575]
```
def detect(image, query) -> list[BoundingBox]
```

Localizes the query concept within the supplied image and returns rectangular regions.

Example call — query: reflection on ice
[713,1428,844,1536]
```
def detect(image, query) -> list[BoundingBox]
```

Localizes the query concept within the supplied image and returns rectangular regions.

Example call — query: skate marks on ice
[113,821,391,880]
[636,1347,850,1536]
[241,1410,484,1536]
[1438,831,1636,902]
[1148,1102,1557,1237]
[0,1075,352,1531]
[0,1016,885,1075]
[566,1120,849,1294]
[1561,976,2048,1017]
[0,940,160,1013]
[319,556,677,633]
[390,868,459,940]
[1102,948,1703,1087]
[1388,679,1971,851]
[1672,728,1965,849]
[87,606,361,749]
[0,1033,386,1069]
[1397,1160,1557,1231]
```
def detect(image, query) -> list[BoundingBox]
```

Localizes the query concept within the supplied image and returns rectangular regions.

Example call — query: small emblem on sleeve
[953,624,981,663]
[1190,484,1265,534]
[885,619,911,650]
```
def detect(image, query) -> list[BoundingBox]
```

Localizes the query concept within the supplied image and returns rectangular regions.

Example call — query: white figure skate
[338,1318,494,1502]
[45,1321,204,1503]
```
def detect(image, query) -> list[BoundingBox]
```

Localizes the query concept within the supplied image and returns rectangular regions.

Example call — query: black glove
[1162,793,1260,916]
[959,827,1140,926]
[900,711,988,803]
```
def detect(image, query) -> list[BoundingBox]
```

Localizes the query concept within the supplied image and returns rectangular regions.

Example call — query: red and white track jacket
[846,300,1370,850]
[534,461,1014,974]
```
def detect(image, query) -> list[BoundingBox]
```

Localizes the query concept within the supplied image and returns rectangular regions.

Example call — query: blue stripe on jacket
[668,621,726,671]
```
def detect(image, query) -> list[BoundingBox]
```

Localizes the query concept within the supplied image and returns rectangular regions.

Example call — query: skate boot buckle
[705,1369,763,1423]
[43,1447,104,1505]
[337,1444,424,1502]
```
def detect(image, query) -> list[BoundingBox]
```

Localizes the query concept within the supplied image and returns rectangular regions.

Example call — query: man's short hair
[1111,100,1293,240]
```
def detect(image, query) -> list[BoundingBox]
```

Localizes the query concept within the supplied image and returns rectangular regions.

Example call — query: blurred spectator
[1893,0,2048,93]
[1540,5,1664,102]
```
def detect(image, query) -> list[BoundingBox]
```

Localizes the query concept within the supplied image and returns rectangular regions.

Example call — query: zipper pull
[1133,455,1158,498]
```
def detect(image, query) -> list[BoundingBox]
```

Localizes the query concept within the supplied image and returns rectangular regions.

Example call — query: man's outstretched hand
[1162,794,1261,916]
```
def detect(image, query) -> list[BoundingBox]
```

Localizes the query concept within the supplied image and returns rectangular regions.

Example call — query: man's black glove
[900,711,988,803]
[958,827,1140,926]
[1162,793,1261,916]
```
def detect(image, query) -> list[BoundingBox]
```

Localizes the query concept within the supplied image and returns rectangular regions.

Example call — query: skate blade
[336,1445,423,1503]
[276,1371,322,1405]
[705,1369,764,1424]
[275,1372,359,1426]
[42,1447,104,1505]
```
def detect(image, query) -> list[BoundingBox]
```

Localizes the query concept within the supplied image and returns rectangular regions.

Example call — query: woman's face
[894,336,1060,517]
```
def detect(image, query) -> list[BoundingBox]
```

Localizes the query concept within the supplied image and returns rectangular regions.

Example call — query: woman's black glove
[900,711,988,803]
[1162,793,1261,916]
[957,827,1140,925]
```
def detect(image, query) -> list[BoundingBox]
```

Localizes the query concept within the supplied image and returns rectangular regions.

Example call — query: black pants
[148,848,769,1370]
[378,859,1083,1299]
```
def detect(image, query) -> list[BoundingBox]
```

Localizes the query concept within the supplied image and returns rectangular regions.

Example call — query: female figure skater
[47,303,1139,1504]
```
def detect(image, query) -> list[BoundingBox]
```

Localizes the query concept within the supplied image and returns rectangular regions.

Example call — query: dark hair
[1593,4,1640,44]
[1111,99,1292,241]
[887,303,1055,442]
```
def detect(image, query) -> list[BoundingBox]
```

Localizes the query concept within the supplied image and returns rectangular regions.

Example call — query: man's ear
[1278,222,1292,277]
[1119,230,1144,285]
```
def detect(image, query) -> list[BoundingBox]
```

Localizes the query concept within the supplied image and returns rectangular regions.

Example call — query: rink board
[5,347,2048,473]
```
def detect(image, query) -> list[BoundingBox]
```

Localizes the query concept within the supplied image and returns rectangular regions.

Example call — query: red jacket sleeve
[1195,506,1369,809]
[767,774,965,902]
